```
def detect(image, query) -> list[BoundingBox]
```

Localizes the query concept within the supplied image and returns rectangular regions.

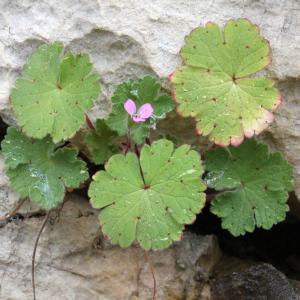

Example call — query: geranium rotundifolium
[205,139,293,236]
[1,127,89,209]
[105,76,175,144]
[0,20,293,257]
[170,19,280,146]
[88,139,206,250]
[11,42,101,143]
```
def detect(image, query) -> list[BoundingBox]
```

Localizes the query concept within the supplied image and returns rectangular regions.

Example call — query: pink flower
[124,99,153,123]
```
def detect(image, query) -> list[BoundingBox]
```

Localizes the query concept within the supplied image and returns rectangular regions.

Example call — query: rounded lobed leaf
[1,127,89,209]
[11,42,101,143]
[205,139,294,236]
[105,76,175,144]
[88,139,206,250]
[170,19,280,146]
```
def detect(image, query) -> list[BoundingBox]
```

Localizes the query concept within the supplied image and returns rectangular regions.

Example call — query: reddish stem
[134,144,140,157]
[0,198,27,222]
[145,251,157,300]
[121,135,131,154]
[32,210,51,300]
[206,193,219,203]
[85,114,95,130]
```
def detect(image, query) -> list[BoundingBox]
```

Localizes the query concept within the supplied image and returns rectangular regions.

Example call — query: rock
[291,280,300,297]
[175,233,221,276]
[263,79,300,200]
[0,154,19,216]
[213,255,258,277]
[1,1,300,199]
[211,263,300,300]
[0,193,220,300]
[0,154,44,222]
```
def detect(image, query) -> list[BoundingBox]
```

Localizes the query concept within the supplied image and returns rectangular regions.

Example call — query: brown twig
[0,198,27,222]
[145,251,157,300]
[32,210,51,300]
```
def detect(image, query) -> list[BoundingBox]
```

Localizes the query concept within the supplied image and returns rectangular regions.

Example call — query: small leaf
[130,123,151,145]
[105,76,174,143]
[85,119,119,164]
[205,139,293,236]
[11,42,101,143]
[171,19,280,146]
[89,139,206,250]
[1,128,89,209]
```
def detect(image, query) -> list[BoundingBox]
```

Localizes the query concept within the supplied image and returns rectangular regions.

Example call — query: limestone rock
[1,0,300,198]
[0,154,44,222]
[1,0,300,118]
[0,154,19,216]
[0,194,220,300]
[263,79,300,200]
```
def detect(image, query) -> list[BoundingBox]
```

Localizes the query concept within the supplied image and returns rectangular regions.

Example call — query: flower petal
[124,99,136,116]
[137,103,153,120]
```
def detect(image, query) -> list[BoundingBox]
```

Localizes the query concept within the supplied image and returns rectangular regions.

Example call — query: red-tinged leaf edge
[169,19,281,147]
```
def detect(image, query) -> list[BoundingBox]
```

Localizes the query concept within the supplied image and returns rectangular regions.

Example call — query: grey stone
[211,263,300,300]
[0,154,19,216]
[0,194,219,300]
[0,2,299,298]
[175,232,221,276]
[263,79,300,200]
[1,0,300,198]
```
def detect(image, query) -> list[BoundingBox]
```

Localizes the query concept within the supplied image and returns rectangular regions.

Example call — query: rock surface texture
[0,154,18,216]
[0,195,221,300]
[211,263,300,300]
[1,1,300,197]
[1,1,300,299]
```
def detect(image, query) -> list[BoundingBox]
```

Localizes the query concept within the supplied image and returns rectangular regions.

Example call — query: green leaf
[205,139,293,236]
[105,76,174,144]
[11,42,101,143]
[85,119,119,164]
[1,127,89,209]
[89,139,206,250]
[171,19,280,146]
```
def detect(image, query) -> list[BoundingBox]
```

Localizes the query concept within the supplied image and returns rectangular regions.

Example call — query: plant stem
[145,251,157,300]
[134,144,147,186]
[224,146,233,158]
[85,114,95,130]
[206,193,216,202]
[32,210,51,300]
[124,134,131,154]
[134,143,140,157]
[0,198,27,223]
